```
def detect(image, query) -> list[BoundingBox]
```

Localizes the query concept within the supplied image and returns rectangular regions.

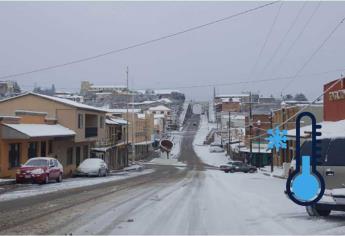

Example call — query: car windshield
[24,159,48,167]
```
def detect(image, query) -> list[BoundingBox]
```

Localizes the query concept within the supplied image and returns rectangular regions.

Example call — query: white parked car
[75,158,108,177]
[209,146,224,153]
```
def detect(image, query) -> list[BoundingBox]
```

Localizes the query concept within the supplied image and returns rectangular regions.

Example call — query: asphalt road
[1,114,345,235]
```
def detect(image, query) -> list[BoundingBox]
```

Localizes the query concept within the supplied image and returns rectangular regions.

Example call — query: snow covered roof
[216,94,250,98]
[91,146,114,152]
[287,119,345,139]
[148,105,171,111]
[106,108,141,114]
[0,92,107,113]
[3,123,75,138]
[129,100,157,105]
[105,118,128,125]
[239,147,272,154]
[158,98,172,104]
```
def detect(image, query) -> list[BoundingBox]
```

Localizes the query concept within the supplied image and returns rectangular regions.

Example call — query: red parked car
[16,157,63,184]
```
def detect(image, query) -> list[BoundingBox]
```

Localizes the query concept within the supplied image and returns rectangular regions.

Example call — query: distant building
[0,80,21,98]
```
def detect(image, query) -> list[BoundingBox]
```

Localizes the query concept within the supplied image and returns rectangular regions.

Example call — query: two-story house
[0,92,107,175]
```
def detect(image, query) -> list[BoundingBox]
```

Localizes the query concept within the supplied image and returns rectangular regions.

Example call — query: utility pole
[249,92,253,164]
[270,110,274,173]
[126,66,129,167]
[131,74,136,162]
[228,111,231,158]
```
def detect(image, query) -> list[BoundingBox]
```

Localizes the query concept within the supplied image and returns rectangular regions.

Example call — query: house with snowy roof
[0,92,108,176]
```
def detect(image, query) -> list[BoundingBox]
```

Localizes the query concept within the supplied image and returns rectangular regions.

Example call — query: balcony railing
[85,127,98,138]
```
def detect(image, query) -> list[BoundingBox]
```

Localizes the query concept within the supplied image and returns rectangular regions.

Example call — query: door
[48,159,57,179]
[41,141,46,157]
[76,147,81,167]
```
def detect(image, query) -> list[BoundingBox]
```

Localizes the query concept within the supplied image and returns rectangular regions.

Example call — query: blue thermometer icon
[286,112,325,206]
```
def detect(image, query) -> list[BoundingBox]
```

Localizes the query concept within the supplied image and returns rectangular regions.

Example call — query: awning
[1,123,75,139]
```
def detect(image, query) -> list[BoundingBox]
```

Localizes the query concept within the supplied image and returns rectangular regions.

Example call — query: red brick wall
[324,78,345,121]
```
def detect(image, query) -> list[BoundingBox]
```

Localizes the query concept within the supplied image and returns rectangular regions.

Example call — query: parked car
[16,157,63,184]
[220,161,257,173]
[209,146,224,153]
[220,161,242,172]
[74,158,108,177]
[289,138,345,217]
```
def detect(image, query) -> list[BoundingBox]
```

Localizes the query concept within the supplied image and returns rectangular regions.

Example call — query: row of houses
[0,91,177,178]
[211,77,344,169]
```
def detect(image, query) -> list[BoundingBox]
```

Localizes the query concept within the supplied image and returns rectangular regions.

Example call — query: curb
[262,172,286,179]
[0,180,16,186]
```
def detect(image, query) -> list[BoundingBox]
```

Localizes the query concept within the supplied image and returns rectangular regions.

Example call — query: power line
[281,16,345,94]
[271,1,321,75]
[248,1,283,77]
[19,67,345,91]
[259,1,307,76]
[248,75,345,142]
[0,1,279,81]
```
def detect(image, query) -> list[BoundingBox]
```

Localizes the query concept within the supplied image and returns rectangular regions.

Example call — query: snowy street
[0,115,345,234]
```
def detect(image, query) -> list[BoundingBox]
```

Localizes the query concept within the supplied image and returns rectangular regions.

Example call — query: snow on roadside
[193,115,230,167]
[260,165,285,178]
[0,169,154,202]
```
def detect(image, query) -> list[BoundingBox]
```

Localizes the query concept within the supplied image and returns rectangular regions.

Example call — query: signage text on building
[329,89,345,101]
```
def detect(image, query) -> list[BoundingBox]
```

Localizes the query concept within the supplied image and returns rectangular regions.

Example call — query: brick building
[324,77,345,121]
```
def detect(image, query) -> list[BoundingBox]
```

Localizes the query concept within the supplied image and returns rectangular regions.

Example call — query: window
[78,114,84,129]
[9,143,20,169]
[100,116,104,128]
[28,142,38,159]
[324,138,345,166]
[67,147,74,165]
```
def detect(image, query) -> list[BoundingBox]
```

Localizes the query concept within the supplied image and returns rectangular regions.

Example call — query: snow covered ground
[54,170,345,235]
[0,169,154,202]
[193,115,230,167]
[260,165,285,178]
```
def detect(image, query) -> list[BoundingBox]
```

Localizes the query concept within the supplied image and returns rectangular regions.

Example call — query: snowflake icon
[266,127,288,152]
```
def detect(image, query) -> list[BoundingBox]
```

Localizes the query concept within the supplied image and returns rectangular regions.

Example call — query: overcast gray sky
[1,1,345,101]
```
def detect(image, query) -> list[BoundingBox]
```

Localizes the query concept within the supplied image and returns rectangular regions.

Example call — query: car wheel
[230,169,235,173]
[249,169,255,173]
[98,169,102,177]
[306,205,331,217]
[56,173,62,183]
[224,170,229,173]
